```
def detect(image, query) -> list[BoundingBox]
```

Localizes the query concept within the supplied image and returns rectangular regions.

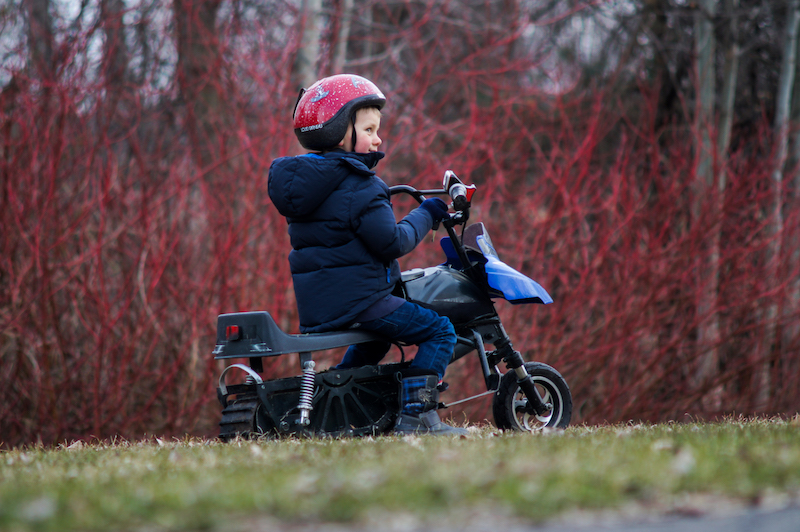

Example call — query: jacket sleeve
[351,182,434,262]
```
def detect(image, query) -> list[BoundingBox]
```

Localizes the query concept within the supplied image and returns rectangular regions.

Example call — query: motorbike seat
[213,311,384,359]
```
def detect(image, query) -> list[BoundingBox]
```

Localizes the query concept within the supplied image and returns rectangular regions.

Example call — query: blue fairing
[483,256,553,304]
[440,236,553,305]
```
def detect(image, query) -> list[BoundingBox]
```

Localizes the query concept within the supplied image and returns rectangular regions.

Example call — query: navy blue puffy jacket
[268,150,435,333]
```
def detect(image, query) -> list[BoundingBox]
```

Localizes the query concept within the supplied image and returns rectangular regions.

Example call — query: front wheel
[492,362,572,431]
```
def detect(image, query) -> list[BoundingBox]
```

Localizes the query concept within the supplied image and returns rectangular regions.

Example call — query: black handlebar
[389,178,478,277]
[391,169,475,227]
[389,184,429,203]
[388,185,468,229]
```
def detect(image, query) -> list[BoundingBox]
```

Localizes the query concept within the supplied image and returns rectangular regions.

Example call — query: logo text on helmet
[300,124,324,132]
[310,86,329,103]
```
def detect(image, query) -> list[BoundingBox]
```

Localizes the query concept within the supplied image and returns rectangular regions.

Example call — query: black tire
[492,362,572,431]
[219,396,259,441]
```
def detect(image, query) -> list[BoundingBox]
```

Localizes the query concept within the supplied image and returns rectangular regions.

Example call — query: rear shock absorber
[297,357,316,426]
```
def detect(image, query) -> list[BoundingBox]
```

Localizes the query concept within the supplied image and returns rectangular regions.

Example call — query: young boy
[268,74,466,436]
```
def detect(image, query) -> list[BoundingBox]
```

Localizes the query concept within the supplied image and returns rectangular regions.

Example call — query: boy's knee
[436,316,456,343]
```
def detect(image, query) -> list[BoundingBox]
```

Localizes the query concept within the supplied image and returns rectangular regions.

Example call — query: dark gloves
[419,198,449,223]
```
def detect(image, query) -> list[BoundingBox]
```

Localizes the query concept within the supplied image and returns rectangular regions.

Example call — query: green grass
[2,418,800,531]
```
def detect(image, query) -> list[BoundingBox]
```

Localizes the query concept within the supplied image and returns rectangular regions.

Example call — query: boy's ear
[339,122,353,149]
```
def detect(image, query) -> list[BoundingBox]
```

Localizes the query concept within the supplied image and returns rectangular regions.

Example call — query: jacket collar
[321,149,385,170]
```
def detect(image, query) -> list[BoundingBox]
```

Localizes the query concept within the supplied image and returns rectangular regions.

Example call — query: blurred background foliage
[2,0,800,447]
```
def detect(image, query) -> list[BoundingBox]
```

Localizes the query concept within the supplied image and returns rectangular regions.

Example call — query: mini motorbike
[213,171,572,439]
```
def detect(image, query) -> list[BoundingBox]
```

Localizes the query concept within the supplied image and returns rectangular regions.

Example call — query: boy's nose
[374,135,382,146]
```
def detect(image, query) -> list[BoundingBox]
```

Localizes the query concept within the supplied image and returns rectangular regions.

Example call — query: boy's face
[340,107,382,153]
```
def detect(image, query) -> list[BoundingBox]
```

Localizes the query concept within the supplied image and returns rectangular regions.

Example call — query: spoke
[338,396,349,430]
[319,389,336,430]
[347,391,373,428]
[522,414,540,431]
[539,388,552,403]
[352,383,382,398]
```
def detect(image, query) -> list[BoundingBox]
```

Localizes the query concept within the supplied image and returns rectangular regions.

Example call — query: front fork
[463,323,551,416]
[457,322,551,416]
[499,344,551,416]
[487,326,550,416]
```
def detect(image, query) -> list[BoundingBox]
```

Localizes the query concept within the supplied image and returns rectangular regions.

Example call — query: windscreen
[462,223,497,259]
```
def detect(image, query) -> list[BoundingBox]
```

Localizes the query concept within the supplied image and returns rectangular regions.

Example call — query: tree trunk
[332,0,354,74]
[710,0,739,408]
[100,0,130,124]
[294,0,323,89]
[174,0,224,170]
[767,0,800,408]
[789,3,800,352]
[27,0,54,82]
[691,0,721,412]
[717,0,739,164]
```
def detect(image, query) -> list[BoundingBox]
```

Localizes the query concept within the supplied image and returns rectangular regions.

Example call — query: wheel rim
[512,375,563,430]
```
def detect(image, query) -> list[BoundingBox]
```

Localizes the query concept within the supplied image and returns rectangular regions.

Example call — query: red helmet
[293,74,386,151]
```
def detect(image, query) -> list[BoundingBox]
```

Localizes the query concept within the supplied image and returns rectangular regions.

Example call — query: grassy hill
[2,418,799,531]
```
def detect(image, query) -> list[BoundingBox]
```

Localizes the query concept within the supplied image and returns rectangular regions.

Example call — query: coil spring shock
[297,360,316,426]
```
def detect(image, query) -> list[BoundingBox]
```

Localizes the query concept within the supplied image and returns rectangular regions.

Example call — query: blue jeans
[334,301,456,379]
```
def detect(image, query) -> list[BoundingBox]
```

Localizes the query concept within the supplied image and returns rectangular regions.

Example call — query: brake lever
[431,213,457,241]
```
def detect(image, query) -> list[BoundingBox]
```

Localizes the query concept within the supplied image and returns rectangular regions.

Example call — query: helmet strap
[350,114,358,152]
[292,88,306,119]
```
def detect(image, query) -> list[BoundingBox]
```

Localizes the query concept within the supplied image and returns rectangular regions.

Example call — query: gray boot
[394,375,468,436]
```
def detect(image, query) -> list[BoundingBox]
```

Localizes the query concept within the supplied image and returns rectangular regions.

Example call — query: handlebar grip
[449,184,470,211]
